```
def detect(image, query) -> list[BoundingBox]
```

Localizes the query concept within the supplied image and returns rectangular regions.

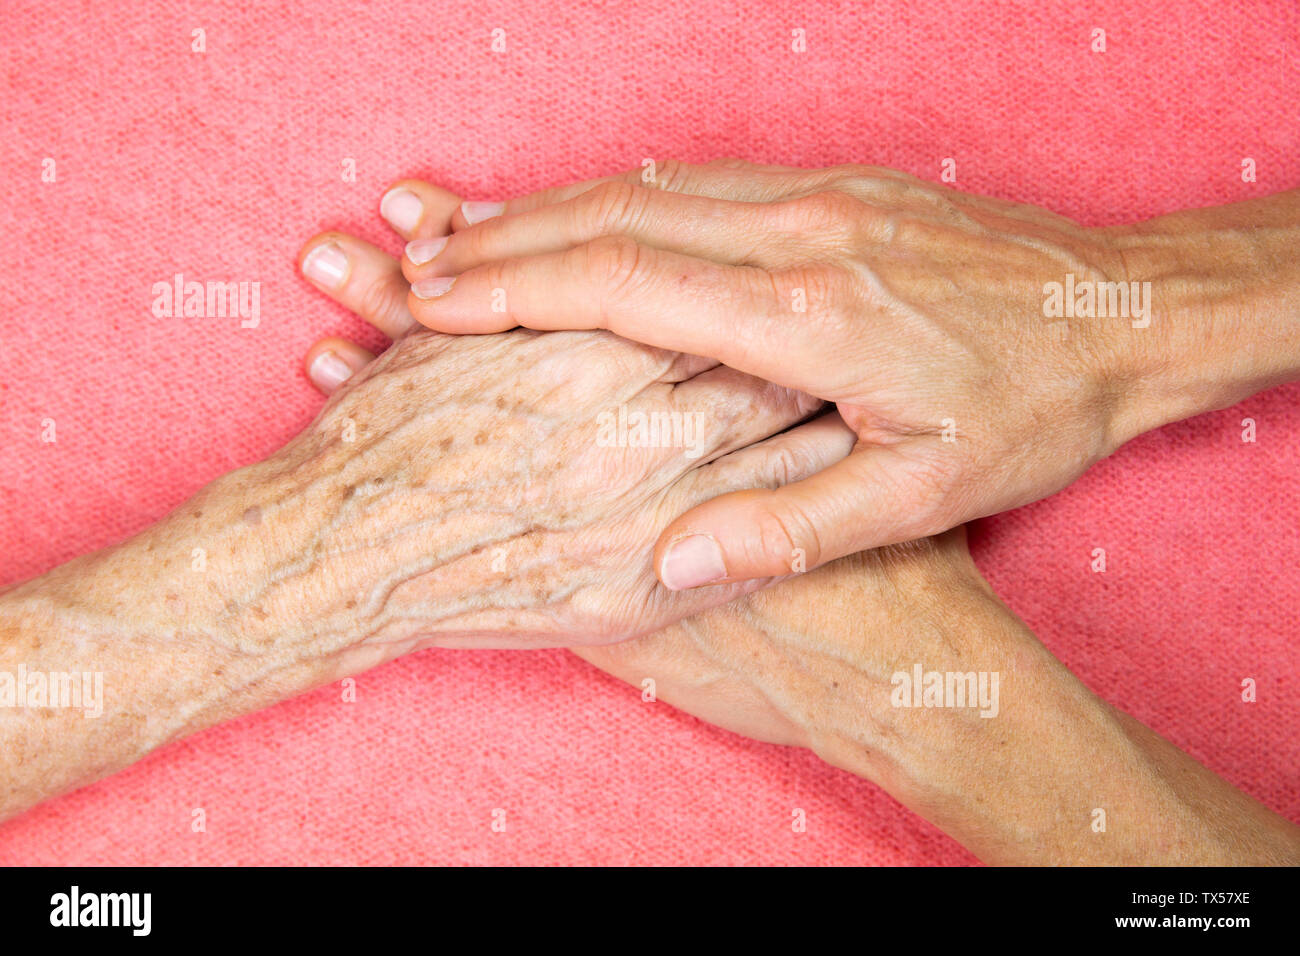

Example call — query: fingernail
[308,350,355,393]
[406,236,448,266]
[660,535,726,591]
[380,188,424,233]
[301,242,349,289]
[461,201,504,225]
[412,276,456,299]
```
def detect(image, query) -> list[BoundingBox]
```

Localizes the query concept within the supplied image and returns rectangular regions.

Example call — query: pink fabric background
[1,0,1296,865]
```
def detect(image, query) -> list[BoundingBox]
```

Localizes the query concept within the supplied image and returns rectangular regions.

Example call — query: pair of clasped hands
[280,160,1300,864]
[9,161,1298,862]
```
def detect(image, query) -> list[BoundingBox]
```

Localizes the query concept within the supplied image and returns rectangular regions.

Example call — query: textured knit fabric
[0,0,1296,865]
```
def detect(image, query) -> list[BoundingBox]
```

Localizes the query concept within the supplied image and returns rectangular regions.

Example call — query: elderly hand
[212,324,843,659]
[0,241,848,821]
[290,221,869,658]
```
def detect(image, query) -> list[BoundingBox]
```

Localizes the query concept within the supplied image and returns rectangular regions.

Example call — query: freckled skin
[265,328,816,652]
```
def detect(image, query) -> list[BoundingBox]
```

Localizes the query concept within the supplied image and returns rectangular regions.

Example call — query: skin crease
[389,160,1300,590]
[296,214,1299,865]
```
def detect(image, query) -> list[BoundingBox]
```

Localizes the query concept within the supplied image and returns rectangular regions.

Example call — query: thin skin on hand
[211,327,834,654]
[0,324,843,821]
[2,184,1290,857]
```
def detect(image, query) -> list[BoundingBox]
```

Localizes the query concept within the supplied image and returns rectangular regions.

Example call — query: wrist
[1,474,335,733]
[760,564,1300,865]
[0,520,300,819]
[175,431,546,660]
[122,456,449,680]
[1098,194,1300,445]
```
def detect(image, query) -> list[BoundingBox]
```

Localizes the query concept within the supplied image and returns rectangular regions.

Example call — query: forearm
[0,444,544,821]
[864,591,1300,865]
[0,469,350,823]
[692,548,1300,865]
[1103,188,1300,443]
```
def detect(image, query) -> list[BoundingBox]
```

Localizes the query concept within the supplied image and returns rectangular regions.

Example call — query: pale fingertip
[301,242,349,290]
[406,236,448,266]
[380,188,424,234]
[412,276,456,299]
[461,201,505,225]
[659,534,727,590]
[307,350,356,393]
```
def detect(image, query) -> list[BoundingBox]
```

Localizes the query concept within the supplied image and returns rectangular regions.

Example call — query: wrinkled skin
[209,326,844,662]
[282,182,1300,864]
[571,530,1300,866]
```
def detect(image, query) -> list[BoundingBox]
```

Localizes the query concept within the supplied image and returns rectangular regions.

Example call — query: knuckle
[764,443,812,489]
[780,262,851,312]
[792,189,869,226]
[753,501,822,571]
[766,187,886,257]
[358,277,407,324]
[782,164,871,197]
[768,191,873,250]
[650,157,689,192]
[838,171,925,208]
[823,163,884,187]
[581,180,647,233]
[583,235,649,298]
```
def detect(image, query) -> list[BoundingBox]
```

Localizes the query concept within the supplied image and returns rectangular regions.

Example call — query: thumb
[655,444,940,589]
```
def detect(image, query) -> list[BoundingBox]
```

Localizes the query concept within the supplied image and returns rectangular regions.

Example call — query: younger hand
[391,162,1132,588]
